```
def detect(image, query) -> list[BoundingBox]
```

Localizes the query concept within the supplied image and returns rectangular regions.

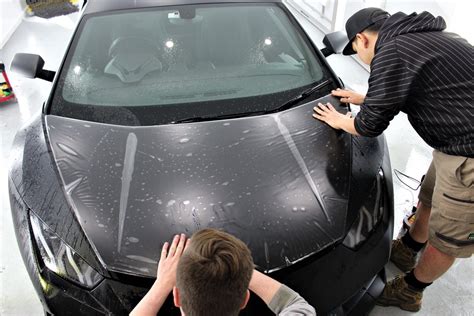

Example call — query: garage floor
[1,9,472,316]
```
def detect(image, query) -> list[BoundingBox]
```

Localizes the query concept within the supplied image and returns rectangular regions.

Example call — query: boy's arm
[249,270,316,315]
[130,282,174,316]
[130,234,188,316]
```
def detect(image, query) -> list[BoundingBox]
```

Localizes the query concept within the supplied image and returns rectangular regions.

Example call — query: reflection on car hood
[46,96,351,276]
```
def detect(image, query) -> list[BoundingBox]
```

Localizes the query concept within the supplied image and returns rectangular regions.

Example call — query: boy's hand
[130,235,189,316]
[331,88,365,105]
[156,234,189,292]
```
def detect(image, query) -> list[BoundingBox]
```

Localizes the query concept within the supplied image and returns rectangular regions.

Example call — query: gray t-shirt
[268,285,316,315]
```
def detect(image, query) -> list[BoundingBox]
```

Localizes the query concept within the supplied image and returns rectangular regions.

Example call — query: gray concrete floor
[0,7,472,316]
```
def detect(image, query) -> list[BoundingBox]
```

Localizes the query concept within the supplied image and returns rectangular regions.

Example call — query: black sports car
[9,0,393,315]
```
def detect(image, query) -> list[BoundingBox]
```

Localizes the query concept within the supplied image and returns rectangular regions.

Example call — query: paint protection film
[46,96,350,276]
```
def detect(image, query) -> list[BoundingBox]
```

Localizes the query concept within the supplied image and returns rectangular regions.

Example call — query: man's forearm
[130,281,171,316]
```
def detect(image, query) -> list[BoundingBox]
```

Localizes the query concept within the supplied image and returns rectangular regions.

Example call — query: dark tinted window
[50,4,330,125]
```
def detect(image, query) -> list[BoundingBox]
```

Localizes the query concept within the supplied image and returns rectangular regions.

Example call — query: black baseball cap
[343,7,390,55]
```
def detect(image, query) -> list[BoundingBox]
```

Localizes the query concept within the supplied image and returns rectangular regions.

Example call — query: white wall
[292,0,473,44]
[384,0,474,43]
[0,0,25,49]
[433,0,473,43]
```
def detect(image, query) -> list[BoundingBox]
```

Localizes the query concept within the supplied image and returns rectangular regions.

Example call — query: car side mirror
[10,53,55,82]
[321,31,348,57]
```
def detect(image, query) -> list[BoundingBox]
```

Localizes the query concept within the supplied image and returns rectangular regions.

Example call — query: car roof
[84,0,283,15]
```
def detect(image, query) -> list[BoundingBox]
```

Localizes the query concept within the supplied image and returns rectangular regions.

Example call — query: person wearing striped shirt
[313,7,473,313]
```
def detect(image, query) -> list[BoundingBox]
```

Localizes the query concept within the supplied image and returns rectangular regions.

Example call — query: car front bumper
[10,176,393,316]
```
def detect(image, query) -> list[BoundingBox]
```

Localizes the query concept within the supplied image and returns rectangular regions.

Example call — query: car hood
[45,96,351,276]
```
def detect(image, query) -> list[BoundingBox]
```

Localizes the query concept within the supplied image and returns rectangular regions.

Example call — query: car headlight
[30,212,103,288]
[343,169,385,249]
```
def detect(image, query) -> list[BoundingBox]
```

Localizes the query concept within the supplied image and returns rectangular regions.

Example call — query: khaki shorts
[418,150,474,258]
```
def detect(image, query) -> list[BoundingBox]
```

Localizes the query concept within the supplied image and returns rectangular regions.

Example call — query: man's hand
[331,88,365,105]
[313,103,359,135]
[156,234,188,292]
[130,234,189,316]
[313,103,351,129]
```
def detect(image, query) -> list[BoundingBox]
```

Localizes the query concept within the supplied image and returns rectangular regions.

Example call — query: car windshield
[50,3,329,125]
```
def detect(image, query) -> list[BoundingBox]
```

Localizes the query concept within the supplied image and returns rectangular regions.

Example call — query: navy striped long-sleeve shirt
[354,11,474,158]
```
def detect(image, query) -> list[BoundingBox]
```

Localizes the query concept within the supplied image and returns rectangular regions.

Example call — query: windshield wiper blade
[267,79,332,114]
[171,79,332,124]
[171,110,268,124]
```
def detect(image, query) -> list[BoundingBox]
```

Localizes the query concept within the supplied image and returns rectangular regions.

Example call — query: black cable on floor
[393,169,422,191]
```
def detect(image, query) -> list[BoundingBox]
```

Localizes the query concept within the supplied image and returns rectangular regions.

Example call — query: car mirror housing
[321,31,348,57]
[11,53,55,82]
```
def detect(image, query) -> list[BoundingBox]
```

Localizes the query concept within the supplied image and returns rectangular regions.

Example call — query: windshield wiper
[171,79,332,124]
[267,79,332,114]
[171,110,269,124]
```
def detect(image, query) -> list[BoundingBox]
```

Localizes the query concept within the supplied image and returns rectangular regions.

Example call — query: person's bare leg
[390,202,430,273]
[409,201,431,243]
[413,243,455,283]
[377,243,456,312]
